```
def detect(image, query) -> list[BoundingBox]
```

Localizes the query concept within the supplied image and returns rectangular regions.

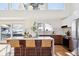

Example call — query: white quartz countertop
[5,36,54,40]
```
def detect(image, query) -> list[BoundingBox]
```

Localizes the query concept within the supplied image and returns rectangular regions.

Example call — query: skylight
[0,3,64,10]
[0,3,8,10]
[48,3,64,10]
[10,3,19,10]
[0,3,20,10]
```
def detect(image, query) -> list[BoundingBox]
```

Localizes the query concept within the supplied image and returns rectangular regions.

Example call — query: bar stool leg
[24,47,26,56]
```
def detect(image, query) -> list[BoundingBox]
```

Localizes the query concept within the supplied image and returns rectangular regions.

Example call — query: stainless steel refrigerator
[72,18,79,56]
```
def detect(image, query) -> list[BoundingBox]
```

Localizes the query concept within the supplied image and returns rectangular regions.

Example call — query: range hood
[61,25,68,28]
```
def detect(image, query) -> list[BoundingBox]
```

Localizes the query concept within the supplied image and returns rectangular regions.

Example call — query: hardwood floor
[55,45,73,56]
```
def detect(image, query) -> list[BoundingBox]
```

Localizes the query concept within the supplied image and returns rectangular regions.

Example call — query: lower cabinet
[14,48,21,56]
[39,35,63,45]
[52,35,63,45]
[63,38,69,48]
[25,48,36,56]
[63,37,73,51]
[41,48,51,56]
[14,47,52,56]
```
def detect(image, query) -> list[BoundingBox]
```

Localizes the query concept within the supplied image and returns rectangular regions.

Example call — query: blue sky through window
[0,3,8,10]
[0,3,19,10]
[48,3,64,10]
[11,3,19,10]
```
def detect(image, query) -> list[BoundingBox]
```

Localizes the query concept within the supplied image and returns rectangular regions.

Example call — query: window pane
[11,3,19,10]
[0,3,8,10]
[48,3,64,10]
[1,24,11,40]
[12,24,24,37]
[38,23,44,31]
[45,24,53,31]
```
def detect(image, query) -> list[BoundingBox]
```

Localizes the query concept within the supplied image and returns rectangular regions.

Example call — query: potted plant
[31,22,38,37]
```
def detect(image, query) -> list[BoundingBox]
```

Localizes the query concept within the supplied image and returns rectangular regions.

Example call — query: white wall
[62,3,79,27]
[61,3,79,35]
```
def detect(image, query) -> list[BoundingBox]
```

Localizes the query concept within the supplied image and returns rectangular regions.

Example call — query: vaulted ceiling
[0,3,74,20]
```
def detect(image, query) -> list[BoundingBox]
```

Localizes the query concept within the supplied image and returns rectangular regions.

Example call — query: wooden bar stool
[25,39,36,56]
[41,40,52,56]
[7,40,21,56]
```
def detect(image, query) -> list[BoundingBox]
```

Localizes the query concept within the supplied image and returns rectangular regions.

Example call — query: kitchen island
[6,36,54,56]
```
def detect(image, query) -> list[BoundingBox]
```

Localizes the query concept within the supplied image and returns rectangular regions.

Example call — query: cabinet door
[41,48,51,56]
[53,35,63,44]
[69,37,73,51]
[14,48,21,56]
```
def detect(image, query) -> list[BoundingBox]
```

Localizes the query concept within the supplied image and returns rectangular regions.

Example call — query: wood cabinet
[39,35,63,45]
[69,37,73,51]
[52,35,63,45]
[63,37,73,51]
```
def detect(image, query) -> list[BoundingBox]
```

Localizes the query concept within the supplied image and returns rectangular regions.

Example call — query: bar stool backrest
[41,40,51,47]
[26,40,35,47]
[7,40,20,47]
